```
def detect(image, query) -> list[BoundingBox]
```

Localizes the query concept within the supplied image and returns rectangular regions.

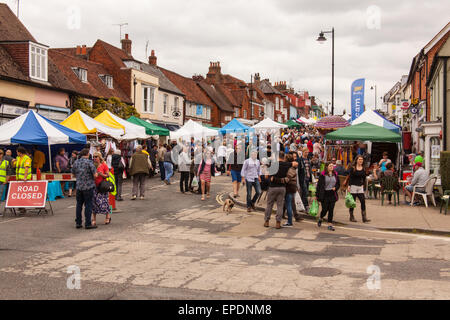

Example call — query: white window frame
[72,67,87,83]
[206,106,211,120]
[276,97,279,110]
[163,94,169,115]
[29,43,48,81]
[243,110,247,119]
[142,86,155,114]
[235,108,239,117]
[99,74,113,89]
[174,96,179,111]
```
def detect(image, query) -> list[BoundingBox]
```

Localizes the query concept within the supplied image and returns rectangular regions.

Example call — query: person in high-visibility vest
[0,150,10,202]
[107,171,117,197]
[14,146,32,181]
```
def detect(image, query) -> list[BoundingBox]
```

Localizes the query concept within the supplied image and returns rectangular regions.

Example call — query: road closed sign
[6,181,48,208]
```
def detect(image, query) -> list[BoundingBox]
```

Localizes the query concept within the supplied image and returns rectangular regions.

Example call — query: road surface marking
[0,217,26,224]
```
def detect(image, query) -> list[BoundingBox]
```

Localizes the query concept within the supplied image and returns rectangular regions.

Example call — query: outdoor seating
[380,175,399,206]
[411,176,437,207]
[368,180,381,199]
[439,190,450,215]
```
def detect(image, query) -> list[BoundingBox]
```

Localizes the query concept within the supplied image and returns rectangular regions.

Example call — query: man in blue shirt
[241,149,262,212]
[71,148,98,229]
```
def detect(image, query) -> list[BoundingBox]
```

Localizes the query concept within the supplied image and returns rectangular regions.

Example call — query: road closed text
[11,185,44,200]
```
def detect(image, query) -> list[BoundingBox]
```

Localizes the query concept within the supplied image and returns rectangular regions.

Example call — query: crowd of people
[0,124,432,230]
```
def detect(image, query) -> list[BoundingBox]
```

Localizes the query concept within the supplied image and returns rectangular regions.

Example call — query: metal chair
[380,176,399,206]
[439,190,450,215]
[368,180,381,199]
[411,176,437,207]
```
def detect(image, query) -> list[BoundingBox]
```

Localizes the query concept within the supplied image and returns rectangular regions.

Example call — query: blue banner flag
[351,79,365,122]
[196,105,203,116]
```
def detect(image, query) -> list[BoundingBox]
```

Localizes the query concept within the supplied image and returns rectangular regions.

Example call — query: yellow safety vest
[16,155,32,180]
[106,171,116,196]
[0,159,9,183]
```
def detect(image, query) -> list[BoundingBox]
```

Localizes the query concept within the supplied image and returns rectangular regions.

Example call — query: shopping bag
[294,191,305,212]
[309,199,319,217]
[308,183,316,195]
[192,176,199,187]
[345,192,356,209]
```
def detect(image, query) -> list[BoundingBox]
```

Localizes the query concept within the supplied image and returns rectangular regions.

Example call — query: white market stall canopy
[170,120,218,140]
[351,109,402,133]
[299,116,316,125]
[252,118,288,131]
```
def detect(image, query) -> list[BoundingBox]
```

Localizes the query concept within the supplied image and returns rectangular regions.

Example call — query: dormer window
[72,67,87,82]
[99,74,113,89]
[29,43,48,81]
[123,60,141,70]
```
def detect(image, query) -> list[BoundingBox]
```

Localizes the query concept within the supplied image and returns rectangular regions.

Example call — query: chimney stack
[121,34,132,56]
[207,61,222,81]
[149,49,157,66]
[254,73,260,82]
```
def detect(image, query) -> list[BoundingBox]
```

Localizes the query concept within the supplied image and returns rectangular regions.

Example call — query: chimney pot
[125,34,129,40]
[81,45,87,55]
[76,45,81,55]
[149,49,157,66]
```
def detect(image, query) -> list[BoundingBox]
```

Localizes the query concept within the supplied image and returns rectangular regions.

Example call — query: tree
[73,96,140,119]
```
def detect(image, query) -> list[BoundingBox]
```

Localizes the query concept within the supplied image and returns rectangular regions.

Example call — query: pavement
[228,179,450,235]
[0,173,449,299]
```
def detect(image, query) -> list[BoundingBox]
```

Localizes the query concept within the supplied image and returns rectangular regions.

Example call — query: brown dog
[223,198,235,214]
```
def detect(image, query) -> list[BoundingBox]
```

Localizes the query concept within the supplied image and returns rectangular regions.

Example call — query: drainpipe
[444,58,447,150]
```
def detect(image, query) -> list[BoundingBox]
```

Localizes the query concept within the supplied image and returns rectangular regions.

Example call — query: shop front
[422,121,443,175]
[0,97,29,125]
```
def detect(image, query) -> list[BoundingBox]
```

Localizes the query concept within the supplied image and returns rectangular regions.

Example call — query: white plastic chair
[411,176,437,207]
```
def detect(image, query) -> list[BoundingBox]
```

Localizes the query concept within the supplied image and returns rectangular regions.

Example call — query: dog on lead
[223,198,235,214]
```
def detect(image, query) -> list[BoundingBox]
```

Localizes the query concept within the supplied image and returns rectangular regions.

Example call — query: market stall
[219,118,254,135]
[314,115,350,135]
[170,119,218,140]
[351,109,402,134]
[127,116,170,136]
[284,119,302,129]
[94,110,149,141]
[60,109,125,140]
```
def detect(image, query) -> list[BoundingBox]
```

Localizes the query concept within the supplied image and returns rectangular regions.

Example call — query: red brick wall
[2,42,29,76]
[89,44,132,98]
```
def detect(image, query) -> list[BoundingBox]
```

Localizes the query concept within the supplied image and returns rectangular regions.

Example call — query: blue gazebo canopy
[219,119,254,135]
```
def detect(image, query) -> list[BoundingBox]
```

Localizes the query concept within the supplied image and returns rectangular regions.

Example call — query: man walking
[227,144,244,198]
[111,150,125,201]
[71,148,98,229]
[241,149,262,212]
[129,145,152,200]
[264,151,297,229]
[157,144,167,181]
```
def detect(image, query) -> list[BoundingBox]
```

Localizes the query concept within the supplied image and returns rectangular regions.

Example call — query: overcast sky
[7,0,450,115]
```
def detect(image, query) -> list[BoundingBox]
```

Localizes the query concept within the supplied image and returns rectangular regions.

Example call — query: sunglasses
[93,156,99,159]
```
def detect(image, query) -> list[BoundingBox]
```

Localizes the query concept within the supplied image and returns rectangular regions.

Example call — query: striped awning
[314,115,350,130]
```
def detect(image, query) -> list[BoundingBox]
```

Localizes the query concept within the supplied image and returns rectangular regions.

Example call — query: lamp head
[317,32,327,43]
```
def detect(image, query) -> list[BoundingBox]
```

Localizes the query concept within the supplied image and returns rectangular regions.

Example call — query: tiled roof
[215,84,240,107]
[222,74,247,87]
[0,45,75,93]
[93,39,130,68]
[0,45,28,81]
[258,79,282,95]
[160,67,213,106]
[140,64,184,96]
[0,3,36,42]
[197,81,234,112]
[49,49,131,103]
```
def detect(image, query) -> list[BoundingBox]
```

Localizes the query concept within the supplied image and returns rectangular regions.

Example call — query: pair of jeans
[320,190,337,223]
[159,161,166,181]
[132,173,147,197]
[75,188,94,226]
[264,187,286,222]
[114,172,123,199]
[180,171,190,192]
[164,162,174,183]
[0,183,6,202]
[285,192,294,224]
[246,179,262,208]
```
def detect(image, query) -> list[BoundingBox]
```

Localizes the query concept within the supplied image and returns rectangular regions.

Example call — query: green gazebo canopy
[284,119,301,128]
[127,116,170,136]
[326,122,401,143]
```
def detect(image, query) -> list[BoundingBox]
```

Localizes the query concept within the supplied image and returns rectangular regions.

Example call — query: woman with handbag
[92,152,111,226]
[347,155,371,223]
[317,162,340,231]
[198,150,215,201]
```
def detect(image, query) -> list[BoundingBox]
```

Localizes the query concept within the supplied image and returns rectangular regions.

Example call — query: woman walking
[282,153,298,227]
[178,145,191,194]
[347,155,371,223]
[92,152,111,226]
[317,162,340,231]
[198,150,215,201]
[163,145,174,185]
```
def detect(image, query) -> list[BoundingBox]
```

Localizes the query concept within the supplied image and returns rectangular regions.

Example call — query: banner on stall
[351,78,365,122]
[5,181,48,208]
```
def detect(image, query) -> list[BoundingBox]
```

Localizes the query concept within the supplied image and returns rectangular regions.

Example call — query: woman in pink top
[198,151,216,201]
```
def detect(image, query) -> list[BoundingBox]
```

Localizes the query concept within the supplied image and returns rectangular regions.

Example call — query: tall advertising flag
[351,78,365,122]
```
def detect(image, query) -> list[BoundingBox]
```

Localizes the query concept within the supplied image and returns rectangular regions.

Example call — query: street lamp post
[317,27,334,116]
[371,85,377,110]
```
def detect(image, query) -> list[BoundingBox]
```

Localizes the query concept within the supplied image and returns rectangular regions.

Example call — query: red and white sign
[401,100,411,110]
[6,181,48,208]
